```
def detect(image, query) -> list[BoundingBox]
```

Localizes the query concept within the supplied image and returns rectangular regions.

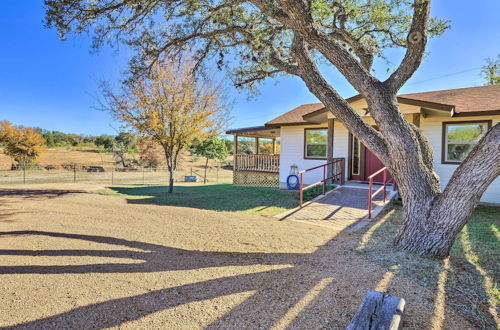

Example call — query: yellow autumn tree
[101,58,230,193]
[0,121,46,166]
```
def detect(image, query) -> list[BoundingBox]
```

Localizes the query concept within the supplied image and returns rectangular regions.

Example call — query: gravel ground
[0,184,473,329]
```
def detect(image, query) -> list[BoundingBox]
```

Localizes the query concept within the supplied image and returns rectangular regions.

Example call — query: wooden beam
[347,290,405,330]
[255,137,259,155]
[234,135,238,170]
[327,119,334,183]
[327,119,334,159]
[413,113,420,127]
[272,138,277,154]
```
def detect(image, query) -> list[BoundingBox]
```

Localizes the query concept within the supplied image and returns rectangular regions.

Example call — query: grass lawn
[97,183,301,216]
[356,204,500,329]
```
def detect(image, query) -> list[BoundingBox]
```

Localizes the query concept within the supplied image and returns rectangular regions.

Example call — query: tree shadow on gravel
[0,230,365,329]
[1,208,488,329]
[0,189,86,201]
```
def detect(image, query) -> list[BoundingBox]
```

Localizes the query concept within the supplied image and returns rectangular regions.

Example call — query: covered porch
[226,126,280,187]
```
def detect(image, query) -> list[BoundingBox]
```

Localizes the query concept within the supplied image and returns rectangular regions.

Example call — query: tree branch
[267,0,379,93]
[288,34,388,160]
[384,0,431,92]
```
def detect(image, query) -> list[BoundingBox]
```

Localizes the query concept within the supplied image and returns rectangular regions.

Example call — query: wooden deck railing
[234,154,280,173]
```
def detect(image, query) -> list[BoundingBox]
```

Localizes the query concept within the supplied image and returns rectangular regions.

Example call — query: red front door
[365,148,389,183]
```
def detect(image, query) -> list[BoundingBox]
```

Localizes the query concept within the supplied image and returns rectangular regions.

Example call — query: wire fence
[0,163,233,186]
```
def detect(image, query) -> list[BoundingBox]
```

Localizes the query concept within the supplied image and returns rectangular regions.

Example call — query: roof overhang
[226,125,280,138]
[302,96,456,123]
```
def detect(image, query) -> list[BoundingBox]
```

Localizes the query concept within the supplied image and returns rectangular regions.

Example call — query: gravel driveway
[0,184,471,329]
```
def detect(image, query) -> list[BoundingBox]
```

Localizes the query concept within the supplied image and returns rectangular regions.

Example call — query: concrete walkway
[278,185,395,231]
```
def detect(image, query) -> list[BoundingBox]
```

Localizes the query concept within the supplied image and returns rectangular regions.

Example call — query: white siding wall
[420,114,500,204]
[333,120,350,177]
[279,125,328,188]
[279,115,500,204]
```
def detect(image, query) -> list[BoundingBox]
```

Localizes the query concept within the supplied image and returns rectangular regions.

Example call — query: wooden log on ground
[347,290,405,330]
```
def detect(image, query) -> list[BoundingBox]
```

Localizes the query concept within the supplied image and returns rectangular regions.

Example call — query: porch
[226,126,281,187]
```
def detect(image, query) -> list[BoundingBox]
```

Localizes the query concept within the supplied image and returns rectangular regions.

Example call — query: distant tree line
[2,121,232,172]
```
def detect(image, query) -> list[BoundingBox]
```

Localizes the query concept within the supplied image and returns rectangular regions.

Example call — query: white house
[227,85,500,204]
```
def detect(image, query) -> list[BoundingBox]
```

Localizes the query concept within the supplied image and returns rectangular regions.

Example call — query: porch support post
[412,113,420,127]
[255,137,259,154]
[272,138,277,154]
[234,135,238,171]
[327,118,334,183]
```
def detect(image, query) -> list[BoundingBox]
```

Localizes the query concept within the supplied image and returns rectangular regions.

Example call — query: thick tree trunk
[394,122,500,258]
[297,62,499,258]
[167,169,174,193]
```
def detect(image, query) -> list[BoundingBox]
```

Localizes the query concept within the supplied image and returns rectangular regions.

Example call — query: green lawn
[97,184,302,216]
[356,205,500,328]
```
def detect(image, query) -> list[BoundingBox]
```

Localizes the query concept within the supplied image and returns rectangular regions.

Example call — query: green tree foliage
[194,137,228,183]
[111,132,138,167]
[237,138,256,155]
[481,55,500,85]
[41,130,83,147]
[94,135,115,150]
[44,0,448,89]
[223,139,234,155]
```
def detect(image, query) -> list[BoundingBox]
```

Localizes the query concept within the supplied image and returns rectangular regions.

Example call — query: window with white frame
[442,121,491,163]
[304,128,328,159]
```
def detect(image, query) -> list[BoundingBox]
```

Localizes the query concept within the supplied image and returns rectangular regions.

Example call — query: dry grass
[0,146,234,186]
[355,204,500,329]
[0,146,115,168]
[0,184,476,329]
[0,146,232,169]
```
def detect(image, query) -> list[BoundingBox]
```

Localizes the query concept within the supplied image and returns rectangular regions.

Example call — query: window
[442,121,491,163]
[304,128,328,159]
[352,136,360,175]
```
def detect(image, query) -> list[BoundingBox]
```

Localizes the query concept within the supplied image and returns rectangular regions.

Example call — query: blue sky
[0,1,499,135]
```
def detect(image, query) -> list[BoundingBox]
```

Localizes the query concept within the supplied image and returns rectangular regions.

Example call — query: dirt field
[0,146,230,169]
[0,184,474,329]
[0,146,233,185]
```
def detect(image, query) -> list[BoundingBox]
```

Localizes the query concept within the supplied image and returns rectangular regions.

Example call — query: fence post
[23,163,26,184]
[216,166,219,183]
[142,167,145,185]
[73,163,76,184]
[111,166,114,184]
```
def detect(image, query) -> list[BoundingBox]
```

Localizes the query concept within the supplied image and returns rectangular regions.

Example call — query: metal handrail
[299,158,345,208]
[367,167,396,219]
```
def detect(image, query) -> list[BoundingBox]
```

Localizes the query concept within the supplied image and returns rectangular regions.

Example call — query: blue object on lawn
[286,174,300,190]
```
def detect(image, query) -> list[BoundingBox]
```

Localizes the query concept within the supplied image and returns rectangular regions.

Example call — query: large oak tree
[45,0,500,258]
